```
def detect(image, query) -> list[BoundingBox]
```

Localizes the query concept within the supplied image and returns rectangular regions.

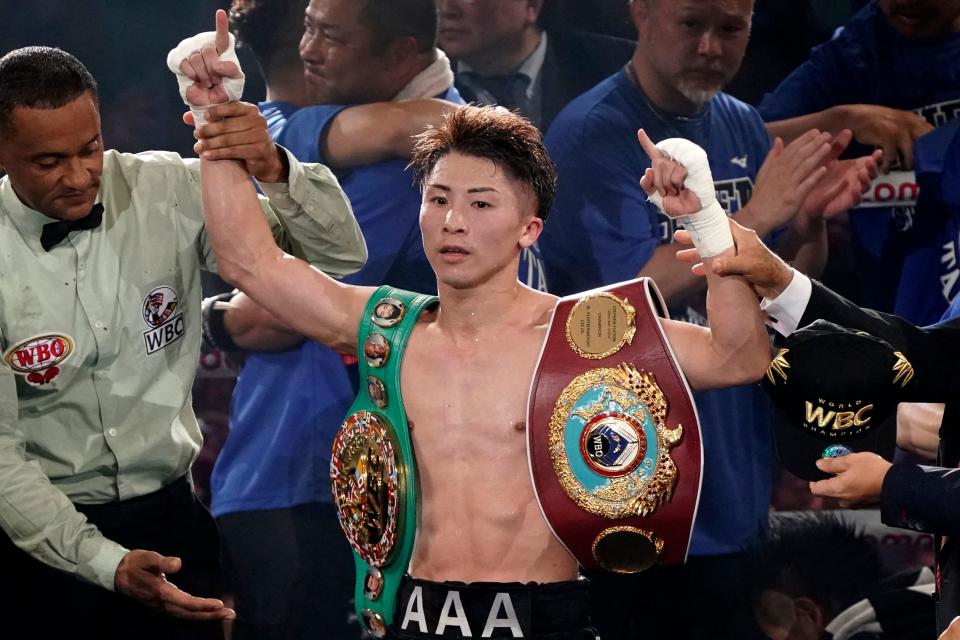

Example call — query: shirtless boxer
[182,25,769,634]
[197,111,766,637]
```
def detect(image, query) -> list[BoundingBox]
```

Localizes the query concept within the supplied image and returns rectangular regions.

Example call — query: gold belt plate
[330,411,402,566]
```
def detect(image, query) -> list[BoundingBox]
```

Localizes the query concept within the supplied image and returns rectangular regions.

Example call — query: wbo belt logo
[580,412,645,477]
[3,333,75,386]
[142,286,185,354]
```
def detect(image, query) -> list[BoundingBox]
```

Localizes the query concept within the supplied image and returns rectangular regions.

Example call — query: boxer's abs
[407,420,578,584]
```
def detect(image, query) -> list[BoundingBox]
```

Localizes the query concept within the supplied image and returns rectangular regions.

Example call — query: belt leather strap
[527,278,702,572]
[330,286,438,636]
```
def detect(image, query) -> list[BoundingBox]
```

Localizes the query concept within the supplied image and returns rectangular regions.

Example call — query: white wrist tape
[646,138,733,258]
[166,31,245,127]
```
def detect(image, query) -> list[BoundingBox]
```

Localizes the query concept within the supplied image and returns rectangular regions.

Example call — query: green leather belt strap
[330,285,438,637]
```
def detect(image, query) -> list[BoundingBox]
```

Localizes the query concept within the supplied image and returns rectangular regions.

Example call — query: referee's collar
[1,174,102,238]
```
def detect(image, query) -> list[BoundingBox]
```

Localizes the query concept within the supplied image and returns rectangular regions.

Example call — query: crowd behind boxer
[2,0,959,638]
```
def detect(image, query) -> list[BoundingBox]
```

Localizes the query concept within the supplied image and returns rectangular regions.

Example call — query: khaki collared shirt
[0,148,365,590]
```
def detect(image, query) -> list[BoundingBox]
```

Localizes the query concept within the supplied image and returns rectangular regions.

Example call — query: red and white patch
[3,333,75,386]
[142,286,179,328]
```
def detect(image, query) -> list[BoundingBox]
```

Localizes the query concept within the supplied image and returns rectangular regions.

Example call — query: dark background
[0,0,879,508]
[0,0,869,156]
[2,0,933,582]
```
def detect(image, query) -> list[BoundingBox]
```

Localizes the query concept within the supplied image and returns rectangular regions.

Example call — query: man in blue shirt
[541,1,877,637]
[759,0,960,324]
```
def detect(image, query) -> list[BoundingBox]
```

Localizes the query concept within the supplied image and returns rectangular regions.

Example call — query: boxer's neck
[435,274,526,339]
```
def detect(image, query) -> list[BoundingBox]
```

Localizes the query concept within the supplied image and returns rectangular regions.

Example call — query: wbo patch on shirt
[3,333,75,387]
[142,286,185,354]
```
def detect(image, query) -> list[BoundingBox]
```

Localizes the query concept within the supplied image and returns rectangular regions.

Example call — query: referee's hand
[940,616,960,640]
[115,550,235,621]
[674,219,795,300]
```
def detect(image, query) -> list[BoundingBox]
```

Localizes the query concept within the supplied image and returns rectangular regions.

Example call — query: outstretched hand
[178,10,242,107]
[807,452,892,508]
[115,550,235,621]
[844,104,934,173]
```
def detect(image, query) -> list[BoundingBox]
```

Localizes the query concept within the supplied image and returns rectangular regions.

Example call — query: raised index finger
[215,9,230,54]
[637,129,661,161]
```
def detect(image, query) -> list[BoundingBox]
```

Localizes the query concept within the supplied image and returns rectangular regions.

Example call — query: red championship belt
[527,278,702,573]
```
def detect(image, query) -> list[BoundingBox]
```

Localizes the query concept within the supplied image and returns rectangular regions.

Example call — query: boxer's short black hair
[0,46,97,136]
[410,105,557,220]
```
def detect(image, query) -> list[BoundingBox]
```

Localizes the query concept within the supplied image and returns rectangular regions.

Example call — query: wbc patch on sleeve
[3,333,75,387]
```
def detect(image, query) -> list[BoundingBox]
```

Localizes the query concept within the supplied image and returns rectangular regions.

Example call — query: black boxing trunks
[390,575,598,639]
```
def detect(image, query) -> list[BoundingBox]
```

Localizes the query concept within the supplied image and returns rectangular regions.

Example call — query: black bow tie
[40,203,104,252]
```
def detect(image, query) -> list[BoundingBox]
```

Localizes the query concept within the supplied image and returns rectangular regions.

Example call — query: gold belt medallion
[330,411,402,567]
[549,364,682,519]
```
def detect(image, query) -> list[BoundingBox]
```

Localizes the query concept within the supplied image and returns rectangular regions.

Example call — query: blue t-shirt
[943,279,960,322]
[542,71,775,555]
[758,0,960,322]
[894,121,960,326]
[212,89,549,517]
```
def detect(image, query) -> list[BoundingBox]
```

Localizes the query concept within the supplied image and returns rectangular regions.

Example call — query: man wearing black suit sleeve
[681,219,960,633]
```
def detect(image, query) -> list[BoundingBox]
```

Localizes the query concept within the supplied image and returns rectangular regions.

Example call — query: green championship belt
[330,286,437,638]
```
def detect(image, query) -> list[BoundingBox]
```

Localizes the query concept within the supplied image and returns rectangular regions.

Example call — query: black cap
[762,320,916,480]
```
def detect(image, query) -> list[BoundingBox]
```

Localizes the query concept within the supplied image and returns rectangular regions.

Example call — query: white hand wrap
[647,138,733,258]
[166,31,245,127]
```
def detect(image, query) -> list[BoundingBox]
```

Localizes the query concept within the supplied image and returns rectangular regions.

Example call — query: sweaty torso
[401,291,578,584]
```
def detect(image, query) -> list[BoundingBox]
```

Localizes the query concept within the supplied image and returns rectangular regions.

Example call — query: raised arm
[170,13,365,278]
[200,147,371,352]
[637,129,876,301]
[676,218,960,402]
[635,131,770,389]
[173,10,372,351]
